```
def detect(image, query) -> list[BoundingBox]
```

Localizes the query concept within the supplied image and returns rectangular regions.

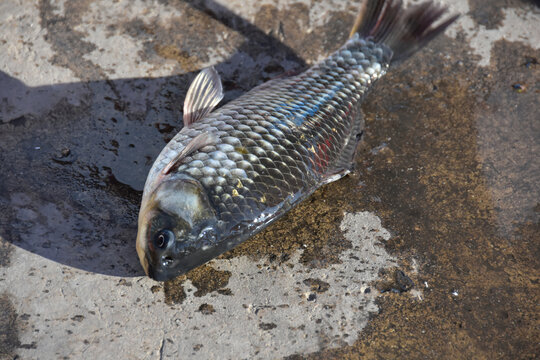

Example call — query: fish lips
[146,261,180,281]
[145,240,224,281]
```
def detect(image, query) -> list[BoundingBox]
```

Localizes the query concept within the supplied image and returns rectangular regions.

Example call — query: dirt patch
[253,3,355,64]
[0,293,20,360]
[164,265,231,304]
[164,278,187,304]
[154,44,203,73]
[120,3,244,73]
[467,0,525,29]
[0,237,13,268]
[303,278,330,293]
[286,34,539,360]
[39,0,106,81]
[197,303,215,315]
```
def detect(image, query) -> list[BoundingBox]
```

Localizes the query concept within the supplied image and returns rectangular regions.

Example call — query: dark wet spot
[71,315,84,322]
[197,303,215,315]
[468,0,506,29]
[19,342,37,349]
[164,277,187,305]
[303,278,330,293]
[183,265,231,298]
[225,185,354,268]
[154,45,202,72]
[117,279,132,287]
[0,237,13,267]
[395,271,414,292]
[0,293,21,358]
[298,35,540,360]
[259,322,277,330]
[217,288,233,296]
[9,115,27,127]
[39,0,105,81]
[306,293,317,302]
[154,123,177,134]
[123,2,245,73]
[254,4,351,64]
[377,269,415,294]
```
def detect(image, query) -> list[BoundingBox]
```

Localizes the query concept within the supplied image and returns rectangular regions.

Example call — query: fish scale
[148,37,386,234]
[137,0,458,280]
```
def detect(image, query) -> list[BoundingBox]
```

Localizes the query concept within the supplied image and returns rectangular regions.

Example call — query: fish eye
[153,229,174,249]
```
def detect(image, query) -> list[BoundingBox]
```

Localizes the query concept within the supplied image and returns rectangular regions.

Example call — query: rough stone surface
[1,212,394,359]
[0,0,538,359]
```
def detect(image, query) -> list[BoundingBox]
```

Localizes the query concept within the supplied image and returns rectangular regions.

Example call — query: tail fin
[349,0,458,62]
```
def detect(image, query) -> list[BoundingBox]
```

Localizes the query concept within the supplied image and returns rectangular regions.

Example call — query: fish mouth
[145,243,227,281]
[144,253,193,281]
[146,261,177,281]
[144,251,180,281]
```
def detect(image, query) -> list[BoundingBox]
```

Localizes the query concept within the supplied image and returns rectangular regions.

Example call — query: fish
[136,0,458,281]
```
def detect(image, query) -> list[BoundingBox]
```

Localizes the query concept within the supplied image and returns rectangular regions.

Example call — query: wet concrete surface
[0,0,539,359]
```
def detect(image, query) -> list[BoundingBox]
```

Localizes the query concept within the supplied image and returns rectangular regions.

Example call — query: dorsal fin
[183,67,224,127]
[162,132,218,175]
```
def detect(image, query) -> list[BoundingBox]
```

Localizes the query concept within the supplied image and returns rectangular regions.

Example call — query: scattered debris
[197,303,215,315]
[303,278,330,293]
[512,83,527,93]
[377,269,415,294]
[395,270,415,292]
[259,323,277,331]
[523,57,538,68]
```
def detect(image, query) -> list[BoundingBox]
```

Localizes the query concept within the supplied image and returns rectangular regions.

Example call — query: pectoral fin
[183,66,224,127]
[162,132,218,175]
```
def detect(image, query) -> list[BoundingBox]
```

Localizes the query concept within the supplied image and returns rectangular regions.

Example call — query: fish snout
[146,261,178,281]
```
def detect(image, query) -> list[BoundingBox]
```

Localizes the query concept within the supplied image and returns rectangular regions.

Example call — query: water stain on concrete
[467,0,537,29]
[286,33,539,360]
[0,293,20,360]
[253,3,355,63]
[39,0,105,81]
[165,265,231,304]
[0,237,13,268]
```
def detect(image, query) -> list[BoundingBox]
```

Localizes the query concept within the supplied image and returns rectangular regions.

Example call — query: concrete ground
[0,0,538,359]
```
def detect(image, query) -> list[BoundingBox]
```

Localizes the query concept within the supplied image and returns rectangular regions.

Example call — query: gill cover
[136,174,218,280]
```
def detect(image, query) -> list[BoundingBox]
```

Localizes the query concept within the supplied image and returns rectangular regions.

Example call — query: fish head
[136,174,219,281]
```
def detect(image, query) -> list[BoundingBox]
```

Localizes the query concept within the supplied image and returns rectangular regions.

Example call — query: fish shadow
[0,0,306,277]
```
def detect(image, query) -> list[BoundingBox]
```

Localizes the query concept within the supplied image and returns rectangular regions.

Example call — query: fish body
[137,0,458,281]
